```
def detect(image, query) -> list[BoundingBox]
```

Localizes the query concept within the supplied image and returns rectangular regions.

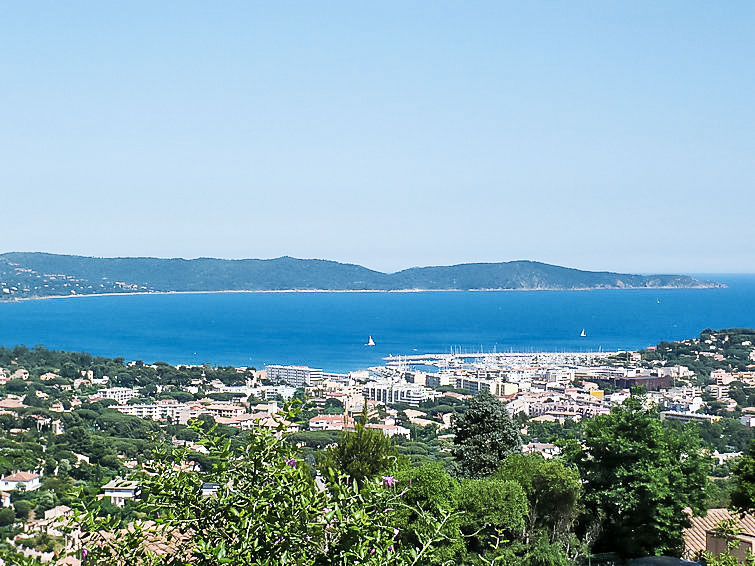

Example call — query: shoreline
[1,284,727,303]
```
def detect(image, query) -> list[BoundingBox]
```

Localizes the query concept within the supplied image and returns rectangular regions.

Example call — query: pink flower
[381,475,396,488]
[388,544,394,551]
[370,548,376,555]
[285,458,297,467]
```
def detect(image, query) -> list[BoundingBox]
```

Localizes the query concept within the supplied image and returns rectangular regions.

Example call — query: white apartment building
[116,400,181,420]
[97,387,139,405]
[116,400,246,424]
[422,372,455,389]
[266,365,323,388]
[544,369,576,385]
[529,399,610,419]
[455,376,518,397]
[250,385,297,400]
[363,380,434,407]
[707,384,731,400]
[711,369,735,386]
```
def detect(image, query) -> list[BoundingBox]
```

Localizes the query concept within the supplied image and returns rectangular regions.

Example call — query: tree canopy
[569,395,709,557]
[452,391,521,478]
[731,441,755,513]
[317,410,397,485]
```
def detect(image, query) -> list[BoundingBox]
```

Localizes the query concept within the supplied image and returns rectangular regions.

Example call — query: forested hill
[0,252,722,299]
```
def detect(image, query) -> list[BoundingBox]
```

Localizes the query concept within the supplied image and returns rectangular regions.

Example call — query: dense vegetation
[0,391,722,565]
[0,252,720,299]
[634,328,755,381]
[2,330,755,563]
[0,344,253,392]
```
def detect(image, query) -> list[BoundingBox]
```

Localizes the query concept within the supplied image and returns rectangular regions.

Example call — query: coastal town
[0,329,754,562]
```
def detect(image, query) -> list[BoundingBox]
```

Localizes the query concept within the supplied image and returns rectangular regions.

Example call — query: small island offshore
[0,253,723,300]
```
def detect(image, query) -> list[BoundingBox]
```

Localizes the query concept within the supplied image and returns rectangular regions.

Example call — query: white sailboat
[580,329,587,337]
[365,336,376,346]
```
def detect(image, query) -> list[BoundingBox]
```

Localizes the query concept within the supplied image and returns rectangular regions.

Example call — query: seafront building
[455,375,519,396]
[266,365,323,388]
[362,378,436,407]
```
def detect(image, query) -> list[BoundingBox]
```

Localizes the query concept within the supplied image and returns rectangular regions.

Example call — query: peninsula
[0,252,723,300]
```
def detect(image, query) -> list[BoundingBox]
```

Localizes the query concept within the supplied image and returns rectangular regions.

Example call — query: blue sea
[0,276,754,373]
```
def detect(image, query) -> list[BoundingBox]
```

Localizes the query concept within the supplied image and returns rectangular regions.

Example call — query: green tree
[523,535,573,566]
[571,396,709,557]
[452,391,521,478]
[13,500,32,520]
[731,441,755,512]
[456,477,529,560]
[5,379,28,394]
[318,411,397,484]
[393,463,464,565]
[495,453,581,546]
[323,398,344,415]
[0,507,15,526]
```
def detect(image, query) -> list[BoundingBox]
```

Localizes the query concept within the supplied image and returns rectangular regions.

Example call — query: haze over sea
[0,275,753,373]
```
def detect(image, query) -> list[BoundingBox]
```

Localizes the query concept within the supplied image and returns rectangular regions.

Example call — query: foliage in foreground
[569,395,709,558]
[69,417,451,566]
[317,407,398,485]
[0,391,725,565]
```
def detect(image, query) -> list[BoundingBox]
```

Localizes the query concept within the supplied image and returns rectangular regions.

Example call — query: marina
[383,350,613,370]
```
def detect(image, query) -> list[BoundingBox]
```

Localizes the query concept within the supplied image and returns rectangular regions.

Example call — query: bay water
[0,275,754,373]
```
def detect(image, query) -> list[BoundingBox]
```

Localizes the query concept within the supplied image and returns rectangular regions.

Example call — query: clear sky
[1,2,753,274]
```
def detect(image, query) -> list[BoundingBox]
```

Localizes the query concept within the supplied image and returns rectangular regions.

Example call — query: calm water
[0,276,754,373]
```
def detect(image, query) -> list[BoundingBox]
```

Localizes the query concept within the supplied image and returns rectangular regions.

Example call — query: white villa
[0,471,41,492]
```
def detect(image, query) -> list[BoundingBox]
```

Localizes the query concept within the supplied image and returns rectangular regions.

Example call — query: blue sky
[1,2,753,273]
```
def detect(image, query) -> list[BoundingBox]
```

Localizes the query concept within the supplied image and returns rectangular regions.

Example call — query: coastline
[1,283,727,303]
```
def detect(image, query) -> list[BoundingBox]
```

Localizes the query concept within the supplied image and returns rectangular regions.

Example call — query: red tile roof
[1,471,39,482]
[684,508,755,559]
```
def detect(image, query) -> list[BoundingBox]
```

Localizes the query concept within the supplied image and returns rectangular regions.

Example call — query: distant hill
[0,252,723,300]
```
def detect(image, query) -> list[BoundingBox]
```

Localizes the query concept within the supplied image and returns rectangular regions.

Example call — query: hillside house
[100,479,140,507]
[0,471,41,492]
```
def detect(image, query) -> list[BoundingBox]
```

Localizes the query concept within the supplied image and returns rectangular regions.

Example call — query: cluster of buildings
[85,352,755,449]
[4,346,755,451]
[111,398,298,432]
[356,359,705,426]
